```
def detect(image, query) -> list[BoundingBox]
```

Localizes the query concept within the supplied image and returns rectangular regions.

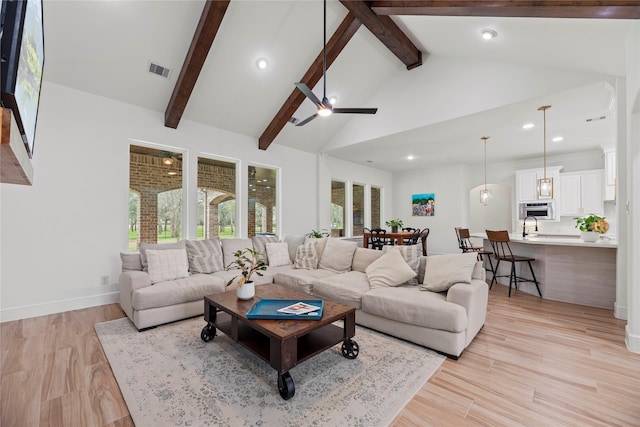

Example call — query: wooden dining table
[362,231,414,249]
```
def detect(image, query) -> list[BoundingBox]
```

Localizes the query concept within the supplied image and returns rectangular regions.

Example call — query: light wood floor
[2,285,639,427]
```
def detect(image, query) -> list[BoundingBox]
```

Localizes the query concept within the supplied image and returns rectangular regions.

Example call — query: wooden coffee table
[201,284,358,400]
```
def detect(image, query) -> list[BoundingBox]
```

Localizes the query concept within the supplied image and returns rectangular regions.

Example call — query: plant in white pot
[226,248,267,300]
[574,214,609,242]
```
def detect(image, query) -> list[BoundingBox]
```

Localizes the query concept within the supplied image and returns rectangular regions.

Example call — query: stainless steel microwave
[518,201,556,220]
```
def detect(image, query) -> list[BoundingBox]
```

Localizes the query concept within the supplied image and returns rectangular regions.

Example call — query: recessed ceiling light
[407,155,414,160]
[522,123,535,129]
[552,136,564,142]
[256,57,268,70]
[481,29,498,40]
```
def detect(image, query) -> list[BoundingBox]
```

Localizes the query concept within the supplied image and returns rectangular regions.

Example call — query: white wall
[0,82,319,321]
[392,164,470,255]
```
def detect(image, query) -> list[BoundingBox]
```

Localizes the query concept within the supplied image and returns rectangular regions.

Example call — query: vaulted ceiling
[42,1,638,171]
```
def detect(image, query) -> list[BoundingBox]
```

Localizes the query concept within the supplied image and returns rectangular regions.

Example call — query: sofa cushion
[139,241,186,270]
[221,238,253,268]
[294,240,318,270]
[365,248,417,289]
[351,248,384,273]
[146,249,190,284]
[283,234,306,263]
[185,238,224,274]
[318,238,357,273]
[120,252,142,272]
[383,244,421,285]
[266,242,292,267]
[251,235,279,264]
[311,271,370,309]
[131,274,226,310]
[362,286,467,333]
[421,253,478,292]
[304,237,329,262]
[274,268,336,294]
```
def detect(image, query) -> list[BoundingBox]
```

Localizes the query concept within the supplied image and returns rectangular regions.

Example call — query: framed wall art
[412,193,435,217]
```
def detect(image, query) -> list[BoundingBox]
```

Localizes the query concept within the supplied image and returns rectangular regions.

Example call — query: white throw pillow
[146,248,189,284]
[185,238,224,274]
[266,242,292,267]
[221,238,253,268]
[383,244,421,285]
[365,248,417,289]
[304,237,329,263]
[251,235,279,264]
[294,241,318,270]
[318,238,357,273]
[420,253,478,292]
[139,240,186,271]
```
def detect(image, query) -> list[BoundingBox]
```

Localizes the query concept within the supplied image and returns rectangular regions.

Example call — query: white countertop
[470,232,618,248]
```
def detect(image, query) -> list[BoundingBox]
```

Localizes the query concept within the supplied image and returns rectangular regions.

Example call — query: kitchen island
[471,232,617,309]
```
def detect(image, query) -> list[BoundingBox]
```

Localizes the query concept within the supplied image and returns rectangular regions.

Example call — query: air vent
[148,62,171,78]
[586,115,606,123]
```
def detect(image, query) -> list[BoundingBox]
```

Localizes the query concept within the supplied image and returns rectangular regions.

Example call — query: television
[1,0,45,158]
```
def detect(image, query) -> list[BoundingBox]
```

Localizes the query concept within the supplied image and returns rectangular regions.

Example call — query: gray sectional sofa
[119,235,488,358]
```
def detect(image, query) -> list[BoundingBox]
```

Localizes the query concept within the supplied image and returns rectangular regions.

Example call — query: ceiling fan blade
[295,82,323,107]
[295,112,319,127]
[333,108,378,115]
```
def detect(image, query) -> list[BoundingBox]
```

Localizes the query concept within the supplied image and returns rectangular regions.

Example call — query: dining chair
[485,230,541,297]
[370,228,393,250]
[363,227,373,248]
[455,228,494,276]
[402,227,419,244]
[419,228,430,256]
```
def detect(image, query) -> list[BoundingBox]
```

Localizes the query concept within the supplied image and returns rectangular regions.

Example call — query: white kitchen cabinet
[602,146,616,201]
[515,166,563,202]
[558,170,604,216]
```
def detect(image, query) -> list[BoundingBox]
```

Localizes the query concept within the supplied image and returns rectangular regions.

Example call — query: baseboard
[625,325,640,354]
[0,291,120,323]
[614,301,628,320]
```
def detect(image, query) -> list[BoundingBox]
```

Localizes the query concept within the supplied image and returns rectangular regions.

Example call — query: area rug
[95,317,445,427]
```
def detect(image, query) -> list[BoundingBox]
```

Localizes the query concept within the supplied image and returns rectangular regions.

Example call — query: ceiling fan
[293,0,378,127]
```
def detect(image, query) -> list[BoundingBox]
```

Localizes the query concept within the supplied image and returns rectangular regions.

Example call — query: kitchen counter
[471,232,617,309]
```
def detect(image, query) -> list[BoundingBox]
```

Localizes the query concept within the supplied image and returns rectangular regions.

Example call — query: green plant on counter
[307,229,330,238]
[574,214,608,233]
[385,219,404,228]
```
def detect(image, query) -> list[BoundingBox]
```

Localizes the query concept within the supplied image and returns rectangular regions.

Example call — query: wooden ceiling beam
[164,0,230,129]
[369,1,640,19]
[339,0,422,70]
[258,13,362,151]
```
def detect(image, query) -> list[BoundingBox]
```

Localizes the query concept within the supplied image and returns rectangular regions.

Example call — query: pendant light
[480,136,492,205]
[537,105,553,199]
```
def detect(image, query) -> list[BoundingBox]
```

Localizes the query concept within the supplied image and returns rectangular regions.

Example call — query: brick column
[139,189,159,244]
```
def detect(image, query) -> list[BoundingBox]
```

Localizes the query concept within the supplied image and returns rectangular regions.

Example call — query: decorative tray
[246,299,324,320]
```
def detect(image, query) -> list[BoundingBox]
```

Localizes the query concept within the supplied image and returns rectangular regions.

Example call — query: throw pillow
[294,241,318,270]
[139,241,186,271]
[266,242,292,267]
[145,248,189,284]
[318,238,357,273]
[120,252,142,271]
[365,248,417,289]
[420,253,478,293]
[251,235,279,264]
[283,234,306,264]
[304,236,328,263]
[185,238,224,274]
[221,238,253,268]
[383,244,421,285]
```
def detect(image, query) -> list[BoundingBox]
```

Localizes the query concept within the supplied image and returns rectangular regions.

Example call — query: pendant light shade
[537,105,553,199]
[480,136,492,205]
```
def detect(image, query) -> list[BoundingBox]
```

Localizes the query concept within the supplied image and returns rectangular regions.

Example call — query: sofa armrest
[446,279,489,345]
[119,271,152,319]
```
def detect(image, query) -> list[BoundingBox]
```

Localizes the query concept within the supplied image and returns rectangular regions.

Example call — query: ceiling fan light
[481,29,497,40]
[318,107,332,117]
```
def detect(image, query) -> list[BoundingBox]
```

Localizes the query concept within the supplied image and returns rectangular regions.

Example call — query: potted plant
[385,218,404,233]
[307,229,330,238]
[225,248,267,299]
[574,214,608,242]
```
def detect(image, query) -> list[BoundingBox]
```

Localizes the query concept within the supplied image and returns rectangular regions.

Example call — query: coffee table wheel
[341,339,359,359]
[200,324,216,342]
[277,372,295,400]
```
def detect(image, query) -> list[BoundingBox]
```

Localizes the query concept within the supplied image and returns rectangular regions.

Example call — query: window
[197,157,237,239]
[331,180,345,237]
[371,186,381,229]
[352,184,364,236]
[128,145,183,250]
[248,165,277,237]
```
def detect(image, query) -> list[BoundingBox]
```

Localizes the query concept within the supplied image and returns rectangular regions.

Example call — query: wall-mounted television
[1,0,45,158]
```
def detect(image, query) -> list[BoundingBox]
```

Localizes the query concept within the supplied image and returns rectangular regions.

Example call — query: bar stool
[485,230,541,297]
[455,228,494,277]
